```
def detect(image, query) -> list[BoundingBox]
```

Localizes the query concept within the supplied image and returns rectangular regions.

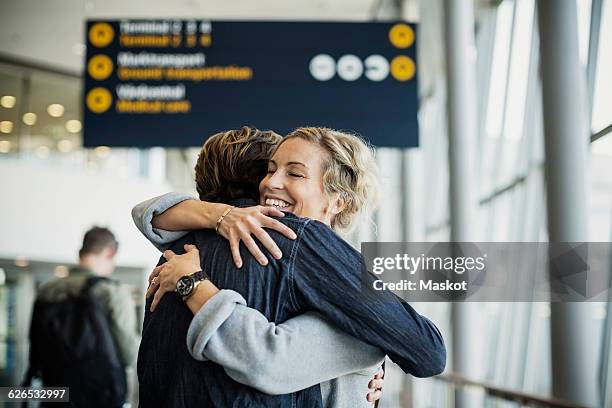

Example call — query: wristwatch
[176,270,210,302]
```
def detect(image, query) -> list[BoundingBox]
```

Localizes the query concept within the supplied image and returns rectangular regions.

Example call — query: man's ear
[102,246,117,260]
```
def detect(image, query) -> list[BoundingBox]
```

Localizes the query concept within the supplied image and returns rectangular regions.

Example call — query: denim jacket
[137,199,445,408]
[137,200,323,408]
[262,214,446,377]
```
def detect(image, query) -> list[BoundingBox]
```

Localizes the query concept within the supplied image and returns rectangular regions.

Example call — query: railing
[434,372,590,408]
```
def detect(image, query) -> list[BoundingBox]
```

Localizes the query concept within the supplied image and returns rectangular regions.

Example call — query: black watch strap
[191,270,210,282]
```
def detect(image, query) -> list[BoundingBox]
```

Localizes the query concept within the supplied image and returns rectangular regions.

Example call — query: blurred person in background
[25,227,140,408]
[135,127,445,408]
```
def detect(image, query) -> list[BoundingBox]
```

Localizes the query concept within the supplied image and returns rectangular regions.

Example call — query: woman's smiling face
[259,137,340,225]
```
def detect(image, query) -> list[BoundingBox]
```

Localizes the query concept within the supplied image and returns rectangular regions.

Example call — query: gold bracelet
[215,206,235,235]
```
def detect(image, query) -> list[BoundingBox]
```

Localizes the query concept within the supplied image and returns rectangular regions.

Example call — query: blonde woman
[137,127,445,408]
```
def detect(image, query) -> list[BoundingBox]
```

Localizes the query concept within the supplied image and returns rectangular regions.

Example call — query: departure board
[84,20,419,147]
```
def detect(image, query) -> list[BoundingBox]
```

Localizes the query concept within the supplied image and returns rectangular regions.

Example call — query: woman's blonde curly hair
[281,127,379,232]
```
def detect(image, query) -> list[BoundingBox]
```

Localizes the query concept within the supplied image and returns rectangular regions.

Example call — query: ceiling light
[65,119,82,133]
[94,145,111,158]
[14,257,29,268]
[0,121,13,133]
[36,146,50,158]
[0,95,16,109]
[47,103,65,117]
[0,140,10,153]
[54,265,69,278]
[22,112,37,126]
[57,139,73,152]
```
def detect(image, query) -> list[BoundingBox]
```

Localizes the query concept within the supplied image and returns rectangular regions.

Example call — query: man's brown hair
[79,226,118,258]
[194,127,282,202]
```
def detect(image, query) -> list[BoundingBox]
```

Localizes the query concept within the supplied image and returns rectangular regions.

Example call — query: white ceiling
[0,0,386,73]
[0,0,501,77]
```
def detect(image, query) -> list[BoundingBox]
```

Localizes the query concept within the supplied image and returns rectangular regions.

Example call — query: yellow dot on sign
[88,55,114,80]
[86,87,113,114]
[89,22,114,48]
[200,34,211,47]
[389,23,415,49]
[390,56,416,81]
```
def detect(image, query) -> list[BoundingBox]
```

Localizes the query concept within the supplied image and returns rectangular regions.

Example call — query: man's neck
[79,256,103,276]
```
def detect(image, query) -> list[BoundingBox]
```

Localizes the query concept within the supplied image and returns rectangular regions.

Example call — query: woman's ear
[330,194,347,216]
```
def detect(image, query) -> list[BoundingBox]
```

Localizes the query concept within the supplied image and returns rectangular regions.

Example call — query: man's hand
[147,244,201,311]
[366,367,384,404]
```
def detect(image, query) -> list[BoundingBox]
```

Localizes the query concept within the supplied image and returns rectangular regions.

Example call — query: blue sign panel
[84,20,419,148]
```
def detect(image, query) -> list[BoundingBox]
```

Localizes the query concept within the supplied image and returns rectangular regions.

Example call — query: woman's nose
[264,171,285,190]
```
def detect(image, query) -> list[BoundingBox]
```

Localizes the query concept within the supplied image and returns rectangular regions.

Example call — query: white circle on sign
[364,55,390,81]
[200,22,212,33]
[310,54,336,81]
[337,54,363,81]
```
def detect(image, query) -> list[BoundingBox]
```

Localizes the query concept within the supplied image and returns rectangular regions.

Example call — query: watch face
[176,276,194,296]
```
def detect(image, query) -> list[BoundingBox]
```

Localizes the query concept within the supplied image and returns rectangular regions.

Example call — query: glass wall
[369,0,612,406]
[592,0,612,134]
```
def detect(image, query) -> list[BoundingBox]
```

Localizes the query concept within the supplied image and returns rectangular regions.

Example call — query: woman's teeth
[265,198,290,208]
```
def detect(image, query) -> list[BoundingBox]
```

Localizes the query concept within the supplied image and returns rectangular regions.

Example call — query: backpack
[25,276,127,408]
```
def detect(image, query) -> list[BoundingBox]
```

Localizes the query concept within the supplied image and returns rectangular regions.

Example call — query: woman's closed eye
[288,172,305,178]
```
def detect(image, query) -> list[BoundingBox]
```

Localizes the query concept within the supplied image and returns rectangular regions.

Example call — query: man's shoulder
[36,275,83,299]
[92,279,133,309]
[298,219,360,257]
[250,213,312,258]
[278,212,312,229]
[265,213,361,260]
[36,278,65,300]
[91,276,123,292]
[163,231,216,255]
[36,275,119,302]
